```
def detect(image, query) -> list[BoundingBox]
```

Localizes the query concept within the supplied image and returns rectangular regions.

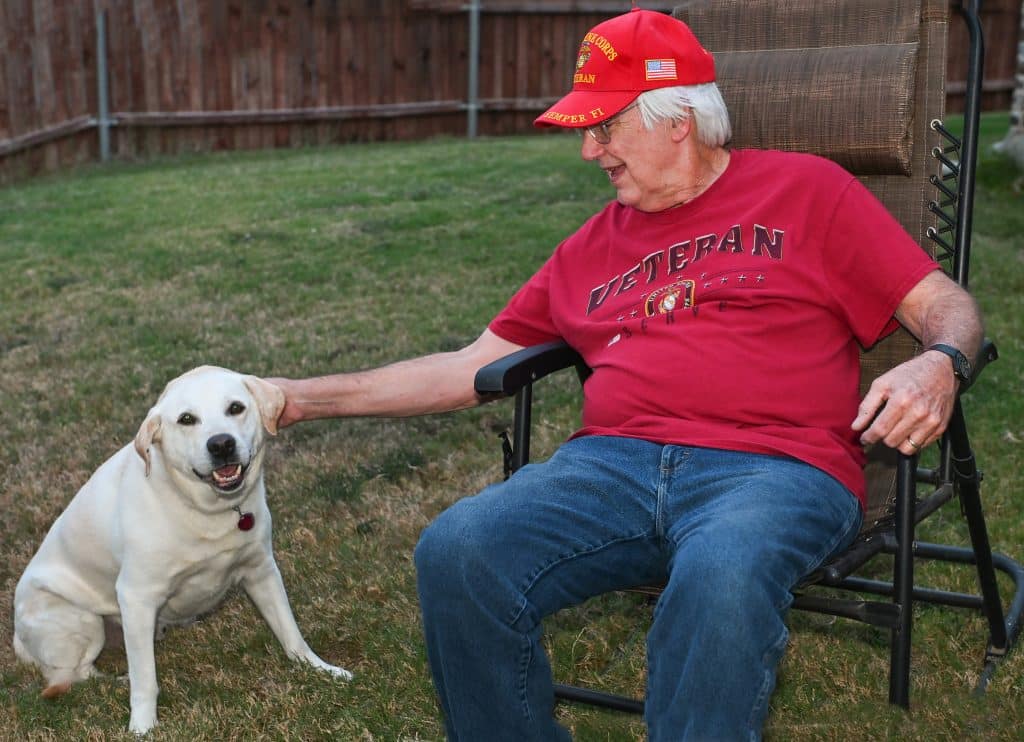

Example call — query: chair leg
[554,683,644,714]
[889,453,916,708]
[945,400,1009,653]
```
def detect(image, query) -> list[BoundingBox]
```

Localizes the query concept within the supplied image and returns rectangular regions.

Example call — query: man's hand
[851,350,957,456]
[263,377,301,430]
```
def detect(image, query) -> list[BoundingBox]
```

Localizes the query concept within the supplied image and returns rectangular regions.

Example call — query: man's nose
[580,131,604,161]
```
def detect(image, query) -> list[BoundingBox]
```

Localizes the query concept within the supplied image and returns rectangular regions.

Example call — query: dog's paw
[40,681,73,699]
[128,701,158,735]
[316,660,354,681]
[325,664,354,681]
[128,716,157,736]
[305,654,353,681]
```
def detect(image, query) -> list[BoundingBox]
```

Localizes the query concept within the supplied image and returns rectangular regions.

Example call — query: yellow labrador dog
[13,366,350,735]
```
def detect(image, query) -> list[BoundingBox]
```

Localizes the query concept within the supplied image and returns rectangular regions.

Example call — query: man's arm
[268,329,525,428]
[851,269,984,455]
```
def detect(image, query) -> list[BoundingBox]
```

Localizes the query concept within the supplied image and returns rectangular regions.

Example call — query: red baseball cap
[535,8,715,129]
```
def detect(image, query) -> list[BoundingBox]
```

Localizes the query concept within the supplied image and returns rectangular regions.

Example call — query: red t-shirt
[488,149,939,507]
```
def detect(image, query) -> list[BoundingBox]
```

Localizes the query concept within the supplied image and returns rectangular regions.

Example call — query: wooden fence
[1,0,1020,184]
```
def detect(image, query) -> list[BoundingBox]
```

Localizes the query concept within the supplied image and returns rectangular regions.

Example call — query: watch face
[930,344,972,382]
[956,354,972,380]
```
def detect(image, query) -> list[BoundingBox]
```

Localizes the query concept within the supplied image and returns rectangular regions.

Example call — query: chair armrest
[474,340,584,396]
[967,338,998,390]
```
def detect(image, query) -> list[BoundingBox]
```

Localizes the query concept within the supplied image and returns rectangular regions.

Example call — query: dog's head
[992,129,1024,168]
[133,366,285,498]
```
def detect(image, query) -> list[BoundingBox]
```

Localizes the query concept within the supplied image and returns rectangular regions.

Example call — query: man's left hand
[851,350,957,456]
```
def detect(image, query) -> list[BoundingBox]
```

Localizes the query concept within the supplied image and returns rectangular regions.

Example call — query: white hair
[635,84,732,148]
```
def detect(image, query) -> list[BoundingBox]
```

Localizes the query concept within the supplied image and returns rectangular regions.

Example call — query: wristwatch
[927,343,973,384]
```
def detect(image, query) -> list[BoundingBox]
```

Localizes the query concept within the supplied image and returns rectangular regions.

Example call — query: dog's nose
[206,434,236,459]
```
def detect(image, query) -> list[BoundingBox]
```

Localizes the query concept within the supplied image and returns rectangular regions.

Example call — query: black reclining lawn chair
[474,0,1024,713]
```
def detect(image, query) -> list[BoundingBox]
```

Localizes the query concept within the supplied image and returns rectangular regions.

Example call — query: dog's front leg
[116,582,162,735]
[242,561,353,680]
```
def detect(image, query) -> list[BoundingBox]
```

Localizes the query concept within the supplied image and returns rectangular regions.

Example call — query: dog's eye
[177,413,197,426]
[227,402,246,416]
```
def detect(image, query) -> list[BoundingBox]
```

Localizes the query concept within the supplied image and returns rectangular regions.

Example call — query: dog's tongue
[213,464,242,485]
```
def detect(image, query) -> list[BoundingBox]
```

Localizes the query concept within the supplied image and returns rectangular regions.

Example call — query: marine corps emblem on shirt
[644,280,695,317]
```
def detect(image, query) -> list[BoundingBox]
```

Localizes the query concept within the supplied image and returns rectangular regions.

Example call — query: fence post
[96,7,111,162]
[466,0,480,138]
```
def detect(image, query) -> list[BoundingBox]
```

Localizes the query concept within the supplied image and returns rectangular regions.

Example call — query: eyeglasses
[578,103,639,145]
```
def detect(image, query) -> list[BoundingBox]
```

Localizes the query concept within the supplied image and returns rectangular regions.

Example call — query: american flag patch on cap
[645,58,678,81]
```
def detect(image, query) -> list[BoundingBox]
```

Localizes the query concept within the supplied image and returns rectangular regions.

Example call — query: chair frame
[474,0,1024,713]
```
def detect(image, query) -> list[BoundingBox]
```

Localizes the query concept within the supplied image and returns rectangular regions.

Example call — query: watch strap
[927,343,972,382]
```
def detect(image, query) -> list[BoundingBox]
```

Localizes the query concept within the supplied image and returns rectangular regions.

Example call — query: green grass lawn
[1,113,1022,740]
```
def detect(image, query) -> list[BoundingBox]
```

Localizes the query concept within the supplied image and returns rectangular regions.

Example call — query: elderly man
[270,7,982,740]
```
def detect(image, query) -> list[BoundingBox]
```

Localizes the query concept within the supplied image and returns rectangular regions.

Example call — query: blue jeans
[414,436,863,741]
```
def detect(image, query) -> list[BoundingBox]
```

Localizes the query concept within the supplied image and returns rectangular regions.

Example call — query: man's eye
[177,413,197,426]
[227,402,246,416]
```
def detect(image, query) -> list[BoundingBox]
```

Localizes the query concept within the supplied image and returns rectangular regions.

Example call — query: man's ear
[243,376,286,435]
[134,412,162,477]
[670,115,694,143]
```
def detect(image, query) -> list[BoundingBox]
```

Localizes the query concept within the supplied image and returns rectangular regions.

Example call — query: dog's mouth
[193,462,248,493]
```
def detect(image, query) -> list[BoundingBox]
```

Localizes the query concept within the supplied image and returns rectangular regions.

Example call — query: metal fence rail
[0,0,1018,183]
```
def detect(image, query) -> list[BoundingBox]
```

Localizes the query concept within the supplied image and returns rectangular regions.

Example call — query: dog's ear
[133,412,161,477]
[243,376,286,436]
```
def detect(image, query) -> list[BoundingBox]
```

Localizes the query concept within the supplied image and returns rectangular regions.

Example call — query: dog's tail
[40,681,73,699]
